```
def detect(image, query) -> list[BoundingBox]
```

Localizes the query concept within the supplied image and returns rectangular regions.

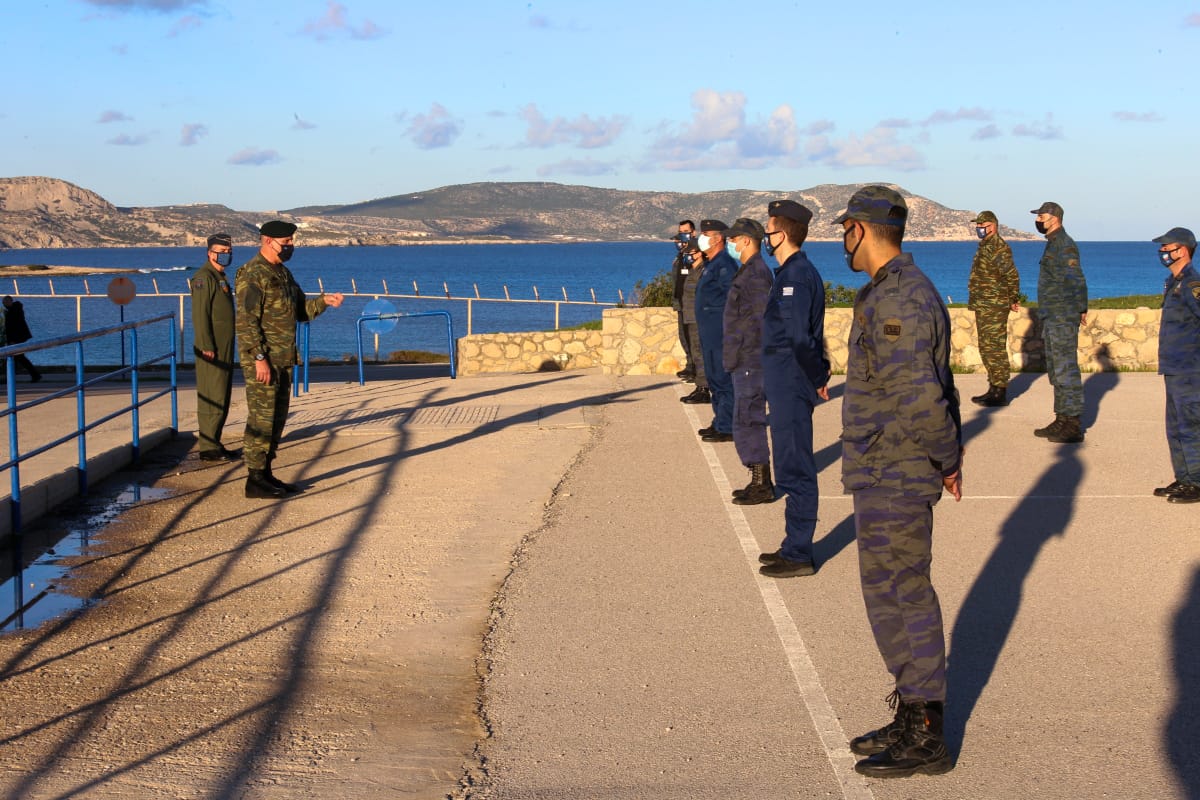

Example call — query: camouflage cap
[1030,201,1064,219]
[725,217,766,241]
[206,232,232,248]
[971,211,998,224]
[259,220,297,238]
[833,186,908,227]
[767,199,813,224]
[1152,227,1197,250]
[699,219,728,233]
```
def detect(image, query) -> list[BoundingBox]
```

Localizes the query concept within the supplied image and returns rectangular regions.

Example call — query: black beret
[699,219,728,232]
[206,233,232,248]
[259,220,297,238]
[767,200,813,224]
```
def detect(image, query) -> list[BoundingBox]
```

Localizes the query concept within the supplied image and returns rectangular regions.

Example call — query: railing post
[467,298,473,335]
[130,328,140,462]
[76,340,88,495]
[7,357,21,533]
[169,314,178,434]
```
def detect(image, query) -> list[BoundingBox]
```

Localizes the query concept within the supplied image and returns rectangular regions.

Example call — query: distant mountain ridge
[0,176,1035,249]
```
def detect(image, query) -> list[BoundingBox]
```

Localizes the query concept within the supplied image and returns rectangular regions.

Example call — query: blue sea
[0,241,1165,366]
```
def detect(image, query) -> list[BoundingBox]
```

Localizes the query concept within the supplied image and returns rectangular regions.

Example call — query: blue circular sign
[362,298,398,334]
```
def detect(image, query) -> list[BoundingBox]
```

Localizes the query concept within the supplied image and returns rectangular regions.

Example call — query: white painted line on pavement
[681,403,875,800]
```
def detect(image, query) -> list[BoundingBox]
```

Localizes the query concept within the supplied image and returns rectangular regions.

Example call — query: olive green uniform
[234,253,330,470]
[190,262,236,453]
[967,233,1020,388]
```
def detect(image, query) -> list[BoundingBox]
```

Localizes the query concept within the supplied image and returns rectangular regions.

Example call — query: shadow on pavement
[1168,567,1200,800]
[945,372,1119,759]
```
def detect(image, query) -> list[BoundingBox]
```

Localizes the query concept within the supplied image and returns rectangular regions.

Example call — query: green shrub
[634,269,675,308]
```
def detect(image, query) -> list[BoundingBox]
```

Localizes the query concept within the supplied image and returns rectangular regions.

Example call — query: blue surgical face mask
[975,227,988,240]
[214,251,233,267]
[726,241,740,261]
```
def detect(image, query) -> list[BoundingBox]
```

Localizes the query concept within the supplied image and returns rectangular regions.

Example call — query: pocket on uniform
[841,427,883,491]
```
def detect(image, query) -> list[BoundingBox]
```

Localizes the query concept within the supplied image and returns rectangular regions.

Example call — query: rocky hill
[0,176,1035,249]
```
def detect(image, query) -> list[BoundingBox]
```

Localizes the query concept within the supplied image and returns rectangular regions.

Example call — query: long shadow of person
[944,372,1119,758]
[1168,567,1200,799]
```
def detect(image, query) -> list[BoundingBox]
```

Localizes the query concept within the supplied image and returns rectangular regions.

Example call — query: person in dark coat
[3,296,42,382]
[694,219,736,441]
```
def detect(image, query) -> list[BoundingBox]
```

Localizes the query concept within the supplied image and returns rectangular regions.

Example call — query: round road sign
[362,298,398,334]
[107,277,137,305]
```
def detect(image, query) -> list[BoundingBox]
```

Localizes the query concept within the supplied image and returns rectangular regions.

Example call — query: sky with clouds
[2,0,1197,239]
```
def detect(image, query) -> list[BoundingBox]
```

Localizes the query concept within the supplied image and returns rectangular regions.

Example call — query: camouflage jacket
[1036,228,1088,319]
[761,250,829,403]
[1160,262,1200,376]
[234,252,329,367]
[722,251,774,371]
[190,262,235,360]
[841,253,962,496]
[680,254,704,323]
[967,233,1020,310]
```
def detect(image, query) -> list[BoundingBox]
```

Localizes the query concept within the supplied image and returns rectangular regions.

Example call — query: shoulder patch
[782,286,794,296]
[193,277,205,290]
[1190,282,1200,301]
[883,317,903,341]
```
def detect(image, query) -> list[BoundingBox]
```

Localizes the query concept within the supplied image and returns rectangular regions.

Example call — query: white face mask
[697,233,713,251]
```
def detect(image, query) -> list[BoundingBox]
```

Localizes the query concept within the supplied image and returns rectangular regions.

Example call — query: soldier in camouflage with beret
[235,220,344,499]
[837,186,961,779]
[967,211,1020,407]
[1031,201,1088,443]
[191,233,239,461]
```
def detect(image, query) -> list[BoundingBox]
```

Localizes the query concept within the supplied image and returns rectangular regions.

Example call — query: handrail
[1,312,179,532]
[355,312,456,384]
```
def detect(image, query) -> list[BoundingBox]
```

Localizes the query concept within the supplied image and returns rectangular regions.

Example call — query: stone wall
[455,306,1163,376]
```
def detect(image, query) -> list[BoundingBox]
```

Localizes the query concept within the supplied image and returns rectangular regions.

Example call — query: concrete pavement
[0,365,1196,799]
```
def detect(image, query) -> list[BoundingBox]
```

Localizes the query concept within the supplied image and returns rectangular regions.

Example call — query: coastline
[0,264,135,275]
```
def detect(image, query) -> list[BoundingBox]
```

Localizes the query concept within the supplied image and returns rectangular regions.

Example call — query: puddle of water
[0,483,174,633]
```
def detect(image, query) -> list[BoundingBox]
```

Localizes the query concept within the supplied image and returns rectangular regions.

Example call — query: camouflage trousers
[1042,318,1083,416]
[195,358,233,453]
[682,320,707,387]
[974,306,1011,388]
[241,364,292,470]
[853,487,946,703]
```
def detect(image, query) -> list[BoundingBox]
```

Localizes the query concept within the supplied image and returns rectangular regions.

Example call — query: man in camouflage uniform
[235,220,344,499]
[671,220,698,381]
[1151,227,1200,504]
[191,233,238,460]
[967,211,1020,407]
[1031,201,1088,443]
[721,217,776,504]
[837,186,961,778]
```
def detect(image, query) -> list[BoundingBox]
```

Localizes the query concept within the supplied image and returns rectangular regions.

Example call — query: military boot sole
[246,482,286,499]
[854,753,954,778]
[732,487,778,505]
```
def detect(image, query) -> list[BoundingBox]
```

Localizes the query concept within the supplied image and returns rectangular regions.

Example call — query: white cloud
[399,103,462,149]
[519,104,627,149]
[922,107,992,126]
[180,122,207,145]
[1012,114,1064,140]
[809,126,926,171]
[301,1,387,41]
[98,110,133,123]
[107,133,149,146]
[81,0,208,10]
[292,113,317,131]
[1112,111,1164,123]
[228,148,282,166]
[971,124,1002,141]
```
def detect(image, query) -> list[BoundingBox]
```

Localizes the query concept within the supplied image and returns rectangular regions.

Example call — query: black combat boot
[732,463,776,505]
[246,469,286,499]
[1047,415,1084,443]
[264,458,302,493]
[971,385,1008,407]
[680,387,712,404]
[1034,414,1067,438]
[854,700,953,778]
[850,691,906,756]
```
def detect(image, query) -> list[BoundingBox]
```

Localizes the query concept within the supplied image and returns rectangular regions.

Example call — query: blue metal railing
[0,312,179,532]
[355,311,456,384]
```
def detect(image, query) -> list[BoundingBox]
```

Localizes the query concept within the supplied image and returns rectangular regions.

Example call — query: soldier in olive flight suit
[236,220,344,499]
[837,186,961,779]
[191,233,238,460]
[1031,201,1088,444]
[967,211,1020,407]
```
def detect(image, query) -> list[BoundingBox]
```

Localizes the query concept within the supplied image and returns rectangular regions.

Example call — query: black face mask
[843,224,863,272]
[278,244,295,262]
[762,231,781,257]
[1035,220,1048,235]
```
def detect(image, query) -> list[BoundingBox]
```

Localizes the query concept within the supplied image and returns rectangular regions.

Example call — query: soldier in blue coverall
[837,186,961,778]
[721,217,777,504]
[756,201,830,576]
[1031,201,1088,444]
[694,219,737,442]
[1151,227,1200,504]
